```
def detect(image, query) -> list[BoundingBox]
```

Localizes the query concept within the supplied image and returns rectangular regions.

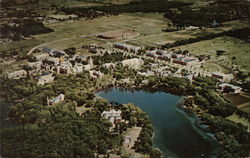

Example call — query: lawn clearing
[227,114,250,129]
[174,36,250,71]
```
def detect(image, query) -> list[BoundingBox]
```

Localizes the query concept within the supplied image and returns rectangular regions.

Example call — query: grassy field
[124,20,250,47]
[201,61,231,73]
[227,114,250,130]
[44,37,107,50]
[32,13,168,43]
[174,36,250,71]
[1,13,249,59]
[0,39,42,56]
[0,60,28,72]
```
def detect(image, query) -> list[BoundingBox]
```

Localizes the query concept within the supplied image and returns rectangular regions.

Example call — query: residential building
[83,64,92,71]
[47,94,65,105]
[27,61,43,70]
[137,70,155,77]
[218,83,242,94]
[101,109,122,125]
[184,74,194,82]
[73,63,83,74]
[185,26,199,30]
[113,43,142,52]
[57,61,73,74]
[211,72,234,82]
[103,63,116,69]
[42,47,55,54]
[6,70,27,79]
[34,53,49,61]
[49,50,66,58]
[173,57,199,66]
[47,57,60,65]
[89,70,104,78]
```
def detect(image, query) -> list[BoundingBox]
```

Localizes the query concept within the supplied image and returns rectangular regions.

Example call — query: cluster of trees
[134,118,162,158]
[192,77,235,117]
[60,7,108,19]
[0,73,96,121]
[162,28,182,32]
[92,52,133,65]
[60,0,249,30]
[146,76,192,94]
[61,1,191,17]
[164,1,249,27]
[64,47,76,58]
[226,27,250,41]
[0,78,38,101]
[235,70,250,86]
[193,91,235,117]
[116,103,163,158]
[112,64,137,80]
[0,19,54,41]
[181,77,249,157]
[1,103,122,158]
[1,70,163,157]
[200,113,250,158]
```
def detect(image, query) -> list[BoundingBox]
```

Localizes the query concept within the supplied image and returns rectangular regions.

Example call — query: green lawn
[174,36,250,71]
[227,114,250,129]
[1,13,249,60]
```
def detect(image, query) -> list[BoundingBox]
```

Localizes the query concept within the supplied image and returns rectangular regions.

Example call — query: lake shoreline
[97,87,223,158]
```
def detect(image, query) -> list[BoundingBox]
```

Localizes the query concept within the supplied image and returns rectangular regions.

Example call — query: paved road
[27,34,100,55]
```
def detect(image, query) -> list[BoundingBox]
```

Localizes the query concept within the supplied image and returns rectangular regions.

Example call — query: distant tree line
[164,1,249,27]
[60,1,191,18]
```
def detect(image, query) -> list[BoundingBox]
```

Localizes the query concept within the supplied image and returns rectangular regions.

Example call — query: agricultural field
[227,114,250,130]
[174,36,250,72]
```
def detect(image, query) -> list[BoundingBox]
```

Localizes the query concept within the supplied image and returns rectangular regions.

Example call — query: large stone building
[218,83,242,94]
[101,109,123,128]
[113,43,143,52]
[33,53,49,61]
[28,61,43,70]
[47,94,65,105]
[211,72,234,82]
[122,58,144,69]
[37,72,54,85]
[6,70,27,79]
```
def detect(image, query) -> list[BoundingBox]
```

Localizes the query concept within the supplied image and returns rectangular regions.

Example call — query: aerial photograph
[0,0,249,157]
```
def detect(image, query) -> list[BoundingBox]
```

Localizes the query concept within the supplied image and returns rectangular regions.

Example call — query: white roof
[219,83,241,90]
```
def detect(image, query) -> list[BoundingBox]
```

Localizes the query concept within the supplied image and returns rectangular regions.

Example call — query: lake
[96,87,222,158]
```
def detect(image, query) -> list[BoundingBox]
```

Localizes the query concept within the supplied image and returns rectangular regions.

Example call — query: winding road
[27,34,100,55]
